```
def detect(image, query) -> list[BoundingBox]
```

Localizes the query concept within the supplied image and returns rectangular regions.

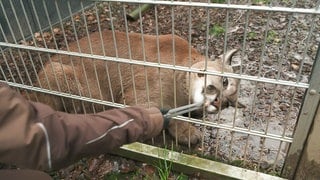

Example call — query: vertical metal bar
[100,3,115,104]
[0,1,25,86]
[41,0,74,112]
[258,12,271,78]
[41,0,59,50]
[139,4,151,108]
[67,0,81,52]
[295,15,316,83]
[273,140,285,171]
[273,85,299,170]
[122,4,138,105]
[154,7,161,78]
[19,0,37,47]
[52,58,73,113]
[153,4,167,145]
[108,3,126,107]
[169,5,177,112]
[282,43,320,178]
[0,47,14,83]
[30,0,48,49]
[90,2,107,112]
[8,0,33,86]
[238,6,251,163]
[200,4,210,156]
[0,59,6,82]
[228,131,235,163]
[154,5,163,107]
[92,2,115,106]
[224,7,235,162]
[187,4,193,148]
[65,0,87,113]
[243,81,259,165]
[53,0,70,51]
[80,1,97,112]
[257,137,266,172]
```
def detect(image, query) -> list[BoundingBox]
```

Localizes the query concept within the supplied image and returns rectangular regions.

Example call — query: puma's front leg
[167,120,201,145]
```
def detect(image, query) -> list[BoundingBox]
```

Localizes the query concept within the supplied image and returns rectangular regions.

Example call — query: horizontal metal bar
[116,142,286,180]
[4,80,293,143]
[176,116,293,143]
[3,81,126,109]
[93,0,320,15]
[0,42,310,88]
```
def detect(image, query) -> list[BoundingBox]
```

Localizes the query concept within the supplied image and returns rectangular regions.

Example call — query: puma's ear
[218,49,239,65]
[197,70,206,77]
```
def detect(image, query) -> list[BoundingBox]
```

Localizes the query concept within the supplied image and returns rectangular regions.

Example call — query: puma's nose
[212,97,220,107]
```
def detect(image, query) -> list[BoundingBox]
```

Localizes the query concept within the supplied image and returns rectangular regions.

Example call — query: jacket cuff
[144,107,164,139]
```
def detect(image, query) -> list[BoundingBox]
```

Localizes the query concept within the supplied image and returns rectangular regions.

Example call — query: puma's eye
[222,77,228,87]
[207,85,215,91]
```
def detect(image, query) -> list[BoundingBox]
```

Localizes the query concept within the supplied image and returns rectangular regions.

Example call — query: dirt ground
[1,0,319,179]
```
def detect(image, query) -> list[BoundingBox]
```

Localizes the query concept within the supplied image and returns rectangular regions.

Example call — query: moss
[211,0,226,3]
[209,24,225,37]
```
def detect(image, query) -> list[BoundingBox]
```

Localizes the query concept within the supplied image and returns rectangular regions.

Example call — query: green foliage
[209,24,225,37]
[103,168,143,180]
[155,149,173,180]
[176,173,189,180]
[267,30,281,43]
[267,170,281,177]
[153,146,189,180]
[248,31,257,40]
[252,0,270,4]
[230,159,245,167]
[211,0,226,3]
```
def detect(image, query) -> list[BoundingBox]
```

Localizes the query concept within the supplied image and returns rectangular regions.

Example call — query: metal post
[282,43,320,178]
[294,102,320,179]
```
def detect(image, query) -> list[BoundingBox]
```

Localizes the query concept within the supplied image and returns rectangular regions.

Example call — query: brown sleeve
[0,83,164,171]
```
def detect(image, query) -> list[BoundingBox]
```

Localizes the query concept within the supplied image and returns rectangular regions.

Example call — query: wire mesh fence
[0,0,319,178]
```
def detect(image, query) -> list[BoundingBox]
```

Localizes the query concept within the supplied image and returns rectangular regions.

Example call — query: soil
[0,0,319,179]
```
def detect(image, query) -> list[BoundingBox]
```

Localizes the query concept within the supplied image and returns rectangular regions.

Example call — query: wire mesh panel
[1,0,319,178]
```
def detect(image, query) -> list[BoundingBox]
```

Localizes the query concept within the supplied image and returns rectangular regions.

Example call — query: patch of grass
[267,30,281,43]
[177,173,189,180]
[104,171,137,180]
[248,31,258,40]
[252,0,270,4]
[153,146,189,180]
[267,170,281,177]
[211,0,226,3]
[156,161,172,179]
[209,24,225,37]
[155,148,173,180]
[230,159,245,167]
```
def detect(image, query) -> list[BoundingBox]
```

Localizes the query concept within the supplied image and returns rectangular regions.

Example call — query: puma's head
[189,49,245,114]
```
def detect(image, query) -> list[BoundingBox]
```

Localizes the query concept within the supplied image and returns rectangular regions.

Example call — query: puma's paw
[168,121,202,145]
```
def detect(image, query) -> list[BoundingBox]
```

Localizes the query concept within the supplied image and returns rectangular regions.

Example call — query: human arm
[0,83,164,171]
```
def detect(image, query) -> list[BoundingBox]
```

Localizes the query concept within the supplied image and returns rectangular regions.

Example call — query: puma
[33,30,244,145]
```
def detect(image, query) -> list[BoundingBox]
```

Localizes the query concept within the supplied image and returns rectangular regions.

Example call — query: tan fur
[33,30,243,145]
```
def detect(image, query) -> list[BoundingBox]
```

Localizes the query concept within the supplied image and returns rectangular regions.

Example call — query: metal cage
[1,0,319,179]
